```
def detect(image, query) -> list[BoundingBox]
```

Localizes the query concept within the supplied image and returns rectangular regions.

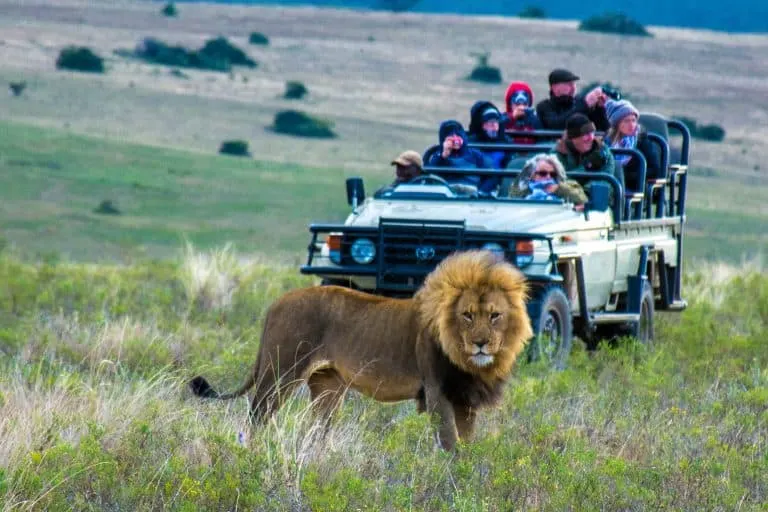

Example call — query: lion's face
[452,289,513,369]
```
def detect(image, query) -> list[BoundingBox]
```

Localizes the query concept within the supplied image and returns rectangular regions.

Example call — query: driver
[375,150,423,194]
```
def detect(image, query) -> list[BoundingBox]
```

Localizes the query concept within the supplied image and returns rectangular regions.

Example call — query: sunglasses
[534,170,556,178]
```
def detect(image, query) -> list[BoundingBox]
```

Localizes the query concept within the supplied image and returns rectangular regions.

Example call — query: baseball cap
[391,150,423,169]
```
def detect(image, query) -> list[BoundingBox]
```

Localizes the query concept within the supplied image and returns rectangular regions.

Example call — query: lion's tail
[189,372,257,400]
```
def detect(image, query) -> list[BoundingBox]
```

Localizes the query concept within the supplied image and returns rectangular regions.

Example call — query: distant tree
[673,115,726,142]
[56,46,105,73]
[467,52,502,84]
[200,37,257,68]
[9,81,26,97]
[161,2,177,17]
[219,140,251,157]
[579,12,652,37]
[518,5,546,19]
[270,110,337,139]
[248,32,269,46]
[283,81,308,100]
[373,0,421,12]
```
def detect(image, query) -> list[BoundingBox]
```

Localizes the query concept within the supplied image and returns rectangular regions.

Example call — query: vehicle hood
[345,199,610,234]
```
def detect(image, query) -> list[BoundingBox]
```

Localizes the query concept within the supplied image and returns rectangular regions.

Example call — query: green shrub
[283,81,308,100]
[270,110,337,139]
[518,5,546,19]
[161,2,177,17]
[248,32,269,46]
[218,140,251,157]
[55,46,105,73]
[579,12,652,37]
[466,52,502,84]
[9,81,26,97]
[133,37,256,73]
[200,37,257,68]
[93,200,121,215]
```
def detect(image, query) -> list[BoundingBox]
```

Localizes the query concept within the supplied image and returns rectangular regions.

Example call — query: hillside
[175,0,768,33]
[1,0,767,262]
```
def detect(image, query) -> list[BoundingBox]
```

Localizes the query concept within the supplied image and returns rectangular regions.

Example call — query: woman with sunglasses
[508,153,587,207]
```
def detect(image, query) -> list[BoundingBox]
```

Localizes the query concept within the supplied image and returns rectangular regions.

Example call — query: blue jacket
[427,120,497,193]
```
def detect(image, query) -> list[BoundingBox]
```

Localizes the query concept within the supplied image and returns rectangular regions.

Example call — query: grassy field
[0,248,765,509]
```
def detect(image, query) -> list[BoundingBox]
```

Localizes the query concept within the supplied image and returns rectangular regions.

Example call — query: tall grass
[0,248,765,509]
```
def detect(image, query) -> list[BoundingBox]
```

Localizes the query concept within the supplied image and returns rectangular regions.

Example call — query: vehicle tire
[629,282,655,346]
[527,286,573,370]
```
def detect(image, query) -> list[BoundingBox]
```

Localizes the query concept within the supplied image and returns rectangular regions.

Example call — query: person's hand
[442,137,454,158]
[545,183,559,193]
[585,87,603,108]
[574,204,585,212]
[512,104,527,120]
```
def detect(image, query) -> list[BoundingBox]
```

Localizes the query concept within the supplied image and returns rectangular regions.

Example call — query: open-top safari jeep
[300,115,691,367]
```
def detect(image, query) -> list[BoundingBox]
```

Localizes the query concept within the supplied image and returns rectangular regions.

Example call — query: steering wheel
[407,173,452,187]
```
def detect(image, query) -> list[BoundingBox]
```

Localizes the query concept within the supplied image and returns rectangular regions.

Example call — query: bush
[134,37,256,73]
[161,2,177,17]
[283,81,308,100]
[518,5,546,19]
[579,12,652,37]
[270,110,337,139]
[93,200,121,215]
[55,46,105,73]
[200,37,257,68]
[218,140,251,157]
[674,116,726,142]
[9,81,26,97]
[466,52,502,84]
[248,32,269,46]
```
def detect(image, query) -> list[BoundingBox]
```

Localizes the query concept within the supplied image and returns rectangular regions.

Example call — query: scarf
[612,131,637,167]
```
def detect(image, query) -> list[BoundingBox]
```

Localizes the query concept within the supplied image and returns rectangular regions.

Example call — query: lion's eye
[490,311,502,322]
[462,312,473,323]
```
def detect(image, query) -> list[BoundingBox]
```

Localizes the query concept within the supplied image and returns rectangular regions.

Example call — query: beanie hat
[566,113,596,139]
[605,99,640,128]
[481,106,501,122]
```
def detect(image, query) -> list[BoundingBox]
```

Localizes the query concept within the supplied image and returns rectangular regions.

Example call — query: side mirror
[346,177,365,208]
[587,181,611,212]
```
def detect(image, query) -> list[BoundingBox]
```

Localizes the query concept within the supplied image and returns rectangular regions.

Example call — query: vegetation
[517,5,546,19]
[161,2,177,17]
[133,37,256,73]
[283,80,308,100]
[0,246,764,509]
[579,12,653,37]
[270,110,337,139]
[55,46,105,73]
[467,52,502,84]
[218,140,251,157]
[8,81,26,97]
[93,199,121,215]
[248,32,270,46]
[675,116,727,142]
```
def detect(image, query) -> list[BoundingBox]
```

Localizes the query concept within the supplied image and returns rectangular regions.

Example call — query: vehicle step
[591,313,640,324]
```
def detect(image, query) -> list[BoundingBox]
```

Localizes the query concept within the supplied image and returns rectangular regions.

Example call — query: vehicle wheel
[629,282,655,346]
[527,286,573,370]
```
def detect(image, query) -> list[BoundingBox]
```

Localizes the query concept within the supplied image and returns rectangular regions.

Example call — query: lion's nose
[474,340,489,349]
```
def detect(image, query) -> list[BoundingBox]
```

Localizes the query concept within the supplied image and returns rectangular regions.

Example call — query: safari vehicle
[300,114,691,367]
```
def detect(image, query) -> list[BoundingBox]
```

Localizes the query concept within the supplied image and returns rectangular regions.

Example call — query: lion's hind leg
[307,368,348,431]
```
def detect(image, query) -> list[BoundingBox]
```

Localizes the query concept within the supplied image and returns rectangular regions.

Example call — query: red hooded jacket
[503,81,540,144]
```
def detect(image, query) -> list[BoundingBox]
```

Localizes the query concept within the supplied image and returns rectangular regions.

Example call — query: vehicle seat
[639,112,671,218]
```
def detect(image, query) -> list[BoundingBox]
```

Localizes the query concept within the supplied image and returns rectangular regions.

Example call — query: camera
[601,84,622,101]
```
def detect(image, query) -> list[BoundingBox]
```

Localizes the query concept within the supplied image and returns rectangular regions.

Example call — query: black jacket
[536,93,610,132]
[622,127,663,192]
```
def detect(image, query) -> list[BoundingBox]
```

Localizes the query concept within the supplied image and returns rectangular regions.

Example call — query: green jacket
[552,137,623,192]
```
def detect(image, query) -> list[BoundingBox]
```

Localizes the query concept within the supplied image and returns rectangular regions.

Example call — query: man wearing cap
[467,100,512,169]
[375,150,423,195]
[536,68,609,131]
[552,113,622,201]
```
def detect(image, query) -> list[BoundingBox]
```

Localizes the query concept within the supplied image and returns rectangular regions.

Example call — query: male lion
[189,250,532,450]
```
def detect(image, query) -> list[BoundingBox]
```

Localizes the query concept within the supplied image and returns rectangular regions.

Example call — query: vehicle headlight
[481,242,506,259]
[350,238,376,264]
